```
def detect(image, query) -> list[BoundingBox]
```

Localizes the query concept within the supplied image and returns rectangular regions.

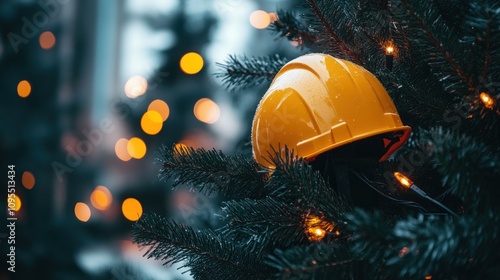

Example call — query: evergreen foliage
[133,1,500,279]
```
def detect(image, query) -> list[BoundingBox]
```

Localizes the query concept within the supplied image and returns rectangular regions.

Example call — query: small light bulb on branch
[385,43,395,71]
[393,172,458,218]
[304,214,335,241]
[480,92,495,109]
[394,172,413,188]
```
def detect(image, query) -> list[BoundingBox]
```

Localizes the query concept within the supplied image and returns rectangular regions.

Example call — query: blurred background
[0,0,303,279]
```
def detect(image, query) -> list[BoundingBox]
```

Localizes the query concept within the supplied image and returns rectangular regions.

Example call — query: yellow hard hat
[251,53,411,168]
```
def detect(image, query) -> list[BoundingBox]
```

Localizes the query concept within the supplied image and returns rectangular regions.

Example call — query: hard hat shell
[251,53,411,168]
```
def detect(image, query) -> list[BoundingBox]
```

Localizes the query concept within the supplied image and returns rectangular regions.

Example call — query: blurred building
[1,0,299,279]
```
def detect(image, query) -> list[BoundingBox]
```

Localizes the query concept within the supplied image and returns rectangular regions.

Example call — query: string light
[479,92,495,109]
[393,172,413,188]
[304,214,335,241]
[385,42,395,71]
[393,172,458,218]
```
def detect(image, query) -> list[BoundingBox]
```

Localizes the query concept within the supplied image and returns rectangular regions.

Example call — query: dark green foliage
[266,243,354,279]
[214,54,288,91]
[265,148,351,224]
[220,197,307,250]
[348,209,500,279]
[158,145,267,199]
[412,127,500,210]
[132,213,274,279]
[269,10,317,49]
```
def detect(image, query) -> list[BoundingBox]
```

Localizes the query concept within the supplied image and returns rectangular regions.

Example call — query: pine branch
[158,145,267,199]
[220,197,306,250]
[397,0,475,91]
[269,10,317,49]
[214,54,288,91]
[266,243,354,279]
[132,213,273,280]
[304,0,363,64]
[347,209,500,279]
[463,3,500,81]
[265,148,351,224]
[412,127,500,211]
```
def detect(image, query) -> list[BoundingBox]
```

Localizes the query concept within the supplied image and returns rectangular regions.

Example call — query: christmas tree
[132,1,500,279]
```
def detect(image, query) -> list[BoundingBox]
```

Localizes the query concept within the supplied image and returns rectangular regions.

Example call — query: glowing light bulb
[307,227,326,241]
[304,214,335,241]
[480,92,495,109]
[394,172,413,188]
[386,46,394,54]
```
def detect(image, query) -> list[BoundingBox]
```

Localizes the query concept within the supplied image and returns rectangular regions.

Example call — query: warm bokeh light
[127,137,147,159]
[268,12,279,23]
[75,202,91,222]
[141,110,163,135]
[124,75,148,98]
[480,92,495,109]
[425,275,433,280]
[148,99,170,121]
[17,80,31,98]
[180,52,204,74]
[193,98,221,124]
[394,172,413,188]
[8,194,22,212]
[249,10,271,29]
[90,185,112,211]
[115,138,132,161]
[22,171,35,190]
[39,31,56,50]
[122,198,143,221]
